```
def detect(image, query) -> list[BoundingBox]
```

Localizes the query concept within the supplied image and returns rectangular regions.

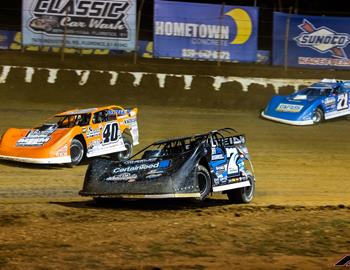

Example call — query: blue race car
[261,79,350,125]
[80,128,255,204]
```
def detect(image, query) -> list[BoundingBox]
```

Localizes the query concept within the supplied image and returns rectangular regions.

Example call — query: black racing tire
[197,165,211,201]
[115,133,133,161]
[312,108,324,124]
[227,173,255,204]
[70,139,85,166]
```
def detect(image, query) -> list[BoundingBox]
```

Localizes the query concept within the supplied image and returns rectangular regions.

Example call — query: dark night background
[1,0,350,50]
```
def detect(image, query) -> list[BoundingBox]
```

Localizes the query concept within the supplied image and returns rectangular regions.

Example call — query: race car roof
[54,105,123,117]
[310,82,339,88]
[153,128,238,145]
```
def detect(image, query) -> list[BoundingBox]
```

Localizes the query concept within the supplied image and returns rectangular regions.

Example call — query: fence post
[21,0,25,53]
[284,7,292,71]
[133,0,145,64]
[217,2,225,67]
[61,10,68,62]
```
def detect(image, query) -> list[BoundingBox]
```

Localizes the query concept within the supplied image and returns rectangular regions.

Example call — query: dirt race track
[0,101,349,270]
[0,52,349,270]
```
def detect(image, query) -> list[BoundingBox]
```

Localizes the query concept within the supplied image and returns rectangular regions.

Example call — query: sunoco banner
[273,12,350,69]
[22,0,136,50]
[154,0,258,62]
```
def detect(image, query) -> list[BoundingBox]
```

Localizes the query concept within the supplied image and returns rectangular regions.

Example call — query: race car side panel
[80,146,208,197]
[323,91,350,119]
[83,120,126,158]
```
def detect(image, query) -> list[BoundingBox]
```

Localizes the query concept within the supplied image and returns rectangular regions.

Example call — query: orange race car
[0,105,139,166]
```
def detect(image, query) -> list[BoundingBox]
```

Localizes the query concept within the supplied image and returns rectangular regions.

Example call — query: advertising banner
[273,12,350,69]
[154,0,258,62]
[0,30,17,49]
[22,0,136,50]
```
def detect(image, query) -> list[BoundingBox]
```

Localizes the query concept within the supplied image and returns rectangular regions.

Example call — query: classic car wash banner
[273,12,350,69]
[22,0,136,51]
[153,0,258,62]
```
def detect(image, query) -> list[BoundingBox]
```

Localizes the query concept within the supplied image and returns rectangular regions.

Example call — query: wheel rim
[313,110,321,123]
[71,144,83,164]
[198,172,208,195]
[119,143,131,160]
[243,176,254,199]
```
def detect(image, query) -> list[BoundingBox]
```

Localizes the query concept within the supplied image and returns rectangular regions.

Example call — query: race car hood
[263,94,322,122]
[0,124,78,159]
[80,147,207,196]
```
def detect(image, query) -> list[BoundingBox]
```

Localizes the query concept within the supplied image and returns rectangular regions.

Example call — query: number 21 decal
[102,123,119,144]
[337,93,349,111]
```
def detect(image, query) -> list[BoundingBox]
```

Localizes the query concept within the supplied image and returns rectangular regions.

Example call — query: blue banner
[0,30,17,49]
[22,0,136,51]
[154,0,258,62]
[273,12,350,69]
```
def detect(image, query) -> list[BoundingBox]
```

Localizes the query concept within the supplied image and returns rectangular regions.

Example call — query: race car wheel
[227,173,255,204]
[197,165,211,201]
[115,133,133,161]
[70,139,84,166]
[312,108,323,124]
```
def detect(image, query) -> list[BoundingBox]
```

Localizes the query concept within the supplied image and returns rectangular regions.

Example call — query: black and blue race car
[79,128,255,203]
[262,79,350,125]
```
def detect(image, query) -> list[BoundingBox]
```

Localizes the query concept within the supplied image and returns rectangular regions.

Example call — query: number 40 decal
[337,93,349,111]
[102,123,119,144]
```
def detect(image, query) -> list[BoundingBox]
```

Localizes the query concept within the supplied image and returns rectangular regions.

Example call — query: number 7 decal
[226,147,239,175]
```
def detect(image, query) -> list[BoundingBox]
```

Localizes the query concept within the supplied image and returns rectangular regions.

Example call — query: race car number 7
[337,93,349,111]
[103,123,119,144]
[226,147,239,175]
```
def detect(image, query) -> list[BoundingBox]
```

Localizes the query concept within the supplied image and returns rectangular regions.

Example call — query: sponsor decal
[276,103,304,113]
[123,158,157,165]
[87,140,100,150]
[86,126,101,138]
[324,97,336,106]
[105,172,138,182]
[294,19,350,59]
[218,135,246,146]
[145,173,163,179]
[215,165,226,175]
[112,160,170,174]
[124,117,137,124]
[55,144,68,156]
[22,0,136,50]
[28,0,132,38]
[212,154,224,161]
[154,1,258,61]
[17,125,57,146]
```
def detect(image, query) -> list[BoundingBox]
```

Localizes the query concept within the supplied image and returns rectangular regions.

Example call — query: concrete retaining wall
[0,65,318,109]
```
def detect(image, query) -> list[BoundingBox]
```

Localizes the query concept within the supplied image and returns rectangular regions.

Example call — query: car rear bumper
[261,111,314,126]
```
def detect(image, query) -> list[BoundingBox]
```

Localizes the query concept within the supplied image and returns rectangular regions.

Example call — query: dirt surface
[1,102,350,270]
[1,51,350,269]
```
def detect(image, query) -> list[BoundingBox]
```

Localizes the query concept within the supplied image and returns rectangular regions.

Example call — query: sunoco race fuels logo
[29,0,131,39]
[294,19,350,59]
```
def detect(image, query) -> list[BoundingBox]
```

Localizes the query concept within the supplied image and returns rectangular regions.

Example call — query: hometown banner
[154,0,258,62]
[273,12,350,69]
[22,0,136,50]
